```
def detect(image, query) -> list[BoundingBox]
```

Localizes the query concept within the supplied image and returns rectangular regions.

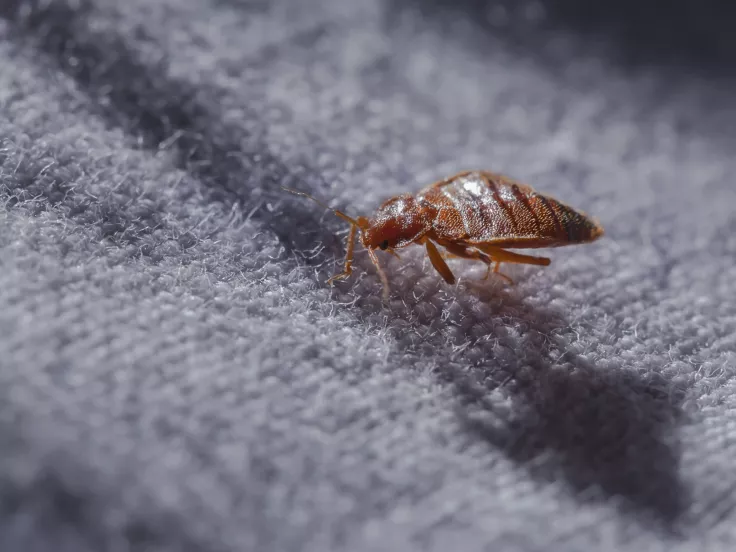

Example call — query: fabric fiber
[1,0,736,550]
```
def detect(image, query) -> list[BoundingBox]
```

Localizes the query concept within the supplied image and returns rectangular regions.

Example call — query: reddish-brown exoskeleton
[284,170,604,299]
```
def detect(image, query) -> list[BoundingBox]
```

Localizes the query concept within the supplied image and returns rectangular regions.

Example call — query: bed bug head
[361,194,427,251]
[281,187,427,252]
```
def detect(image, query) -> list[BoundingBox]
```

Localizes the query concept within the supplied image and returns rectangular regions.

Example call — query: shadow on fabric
[454,343,687,533]
[350,264,688,532]
[390,0,736,78]
[0,0,348,264]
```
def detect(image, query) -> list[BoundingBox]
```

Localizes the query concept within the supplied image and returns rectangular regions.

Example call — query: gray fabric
[1,0,735,550]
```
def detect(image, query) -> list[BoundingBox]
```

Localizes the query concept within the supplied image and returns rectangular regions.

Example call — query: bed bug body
[284,170,603,299]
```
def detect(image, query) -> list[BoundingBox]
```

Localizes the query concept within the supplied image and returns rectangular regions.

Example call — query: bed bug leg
[425,239,456,285]
[478,260,512,285]
[281,186,383,295]
[327,223,357,285]
[437,242,519,285]
[367,247,391,300]
[492,262,514,285]
[476,245,551,268]
[481,261,493,281]
[436,241,497,281]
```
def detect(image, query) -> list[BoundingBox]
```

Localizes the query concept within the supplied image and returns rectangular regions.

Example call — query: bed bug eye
[379,240,389,250]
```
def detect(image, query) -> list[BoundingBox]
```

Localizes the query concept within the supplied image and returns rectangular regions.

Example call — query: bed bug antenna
[281,185,386,298]
[280,186,363,228]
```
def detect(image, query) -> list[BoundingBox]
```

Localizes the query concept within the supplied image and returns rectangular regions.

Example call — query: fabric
[1,0,735,550]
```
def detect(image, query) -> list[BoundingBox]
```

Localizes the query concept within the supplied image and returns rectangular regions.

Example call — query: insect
[283,170,604,299]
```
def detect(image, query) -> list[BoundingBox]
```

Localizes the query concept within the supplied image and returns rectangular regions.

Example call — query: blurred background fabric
[1,0,736,550]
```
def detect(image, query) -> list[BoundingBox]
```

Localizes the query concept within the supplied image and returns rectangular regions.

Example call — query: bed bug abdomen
[418,170,603,248]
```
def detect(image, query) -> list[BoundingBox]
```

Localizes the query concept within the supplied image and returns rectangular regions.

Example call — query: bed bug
[283,170,604,300]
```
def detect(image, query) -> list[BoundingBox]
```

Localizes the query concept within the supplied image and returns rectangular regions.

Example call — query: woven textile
[1,1,736,550]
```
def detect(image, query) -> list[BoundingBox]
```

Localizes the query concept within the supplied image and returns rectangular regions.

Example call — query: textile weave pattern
[1,0,735,551]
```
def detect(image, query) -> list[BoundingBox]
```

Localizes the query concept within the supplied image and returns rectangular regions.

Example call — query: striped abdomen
[417,170,604,248]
